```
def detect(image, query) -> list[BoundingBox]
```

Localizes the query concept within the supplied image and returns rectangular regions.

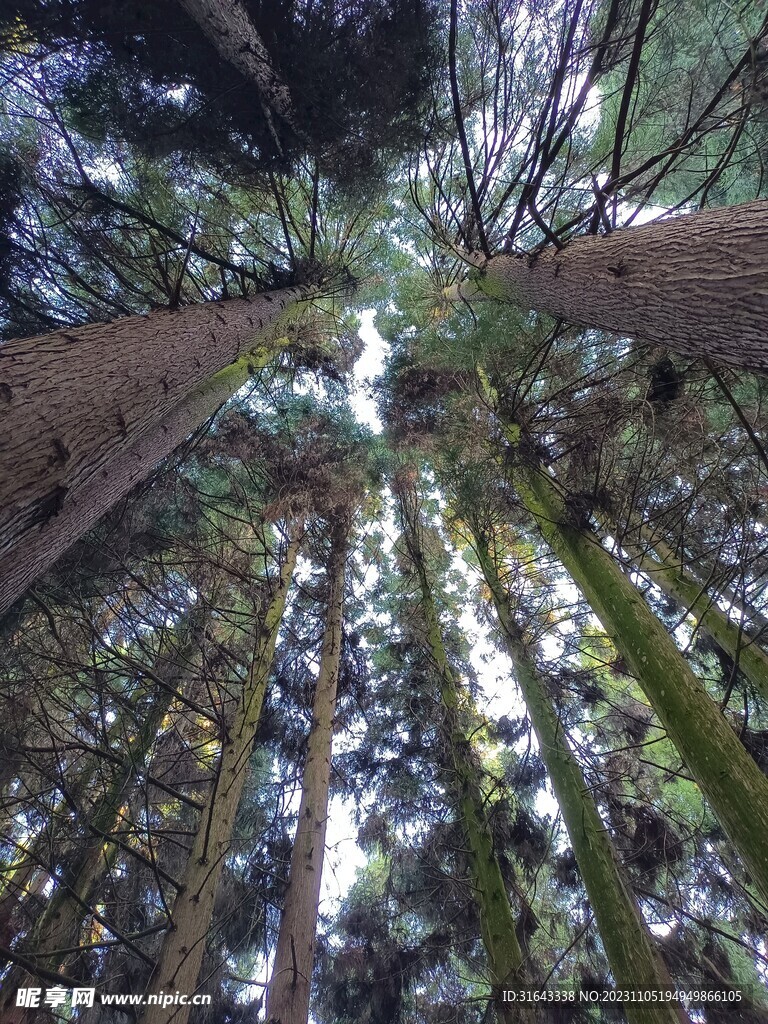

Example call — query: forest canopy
[1,2,768,1023]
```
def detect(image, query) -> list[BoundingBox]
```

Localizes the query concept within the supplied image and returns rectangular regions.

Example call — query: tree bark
[177,0,296,151]
[0,288,308,617]
[482,384,768,911]
[449,202,768,373]
[0,352,267,616]
[138,526,301,1024]
[265,520,348,1024]
[397,482,531,1024]
[474,532,688,1024]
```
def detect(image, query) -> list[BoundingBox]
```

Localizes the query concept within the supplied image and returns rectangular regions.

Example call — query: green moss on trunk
[492,416,768,911]
[475,534,688,1024]
[398,487,530,1024]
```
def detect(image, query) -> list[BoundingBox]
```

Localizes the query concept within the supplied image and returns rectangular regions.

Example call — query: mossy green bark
[487,404,768,911]
[399,489,530,1024]
[474,534,688,1024]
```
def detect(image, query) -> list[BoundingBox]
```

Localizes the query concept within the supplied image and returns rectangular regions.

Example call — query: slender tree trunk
[138,525,301,1024]
[0,286,309,613]
[0,750,121,953]
[33,653,195,971]
[634,525,768,639]
[448,202,768,373]
[481,381,768,910]
[0,726,116,950]
[265,520,348,1024]
[473,531,688,1024]
[396,481,530,1024]
[177,0,296,151]
[0,630,201,1023]
[614,529,768,704]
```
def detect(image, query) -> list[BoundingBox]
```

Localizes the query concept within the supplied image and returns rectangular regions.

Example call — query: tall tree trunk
[0,705,124,951]
[0,349,274,616]
[0,736,129,954]
[448,202,768,373]
[396,480,530,1024]
[265,518,348,1024]
[177,0,296,152]
[138,525,302,1024]
[0,286,310,612]
[36,653,195,970]
[473,530,688,1024]
[480,379,768,910]
[613,528,768,704]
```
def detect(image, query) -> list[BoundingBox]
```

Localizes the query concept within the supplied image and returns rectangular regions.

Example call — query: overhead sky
[348,308,387,433]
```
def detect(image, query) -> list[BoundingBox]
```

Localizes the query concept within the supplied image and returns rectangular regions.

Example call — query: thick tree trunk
[177,0,295,150]
[397,485,530,1024]
[450,202,768,373]
[474,533,687,1024]
[138,527,301,1024]
[484,392,768,910]
[265,521,348,1024]
[614,529,768,704]
[0,350,272,617]
[0,287,308,614]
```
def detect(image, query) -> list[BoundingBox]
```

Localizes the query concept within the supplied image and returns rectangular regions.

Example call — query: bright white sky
[348,308,386,432]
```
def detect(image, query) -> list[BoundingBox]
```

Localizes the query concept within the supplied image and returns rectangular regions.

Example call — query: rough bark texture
[452,202,768,373]
[489,406,768,910]
[0,289,306,616]
[398,486,530,1024]
[475,535,688,1024]
[619,531,768,704]
[177,0,295,148]
[0,352,266,617]
[265,523,347,1024]
[138,530,301,1024]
